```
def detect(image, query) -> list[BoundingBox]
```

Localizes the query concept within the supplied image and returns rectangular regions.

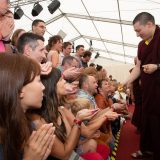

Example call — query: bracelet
[61,73,65,79]
[2,39,11,44]
[73,119,82,126]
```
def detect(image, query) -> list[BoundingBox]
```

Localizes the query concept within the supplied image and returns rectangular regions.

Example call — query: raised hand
[40,62,52,75]
[111,103,126,112]
[57,79,77,96]
[23,123,55,160]
[0,12,14,40]
[104,110,120,121]
[76,109,98,121]
[63,67,81,80]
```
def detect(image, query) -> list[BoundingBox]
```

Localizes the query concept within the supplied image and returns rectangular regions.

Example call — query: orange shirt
[95,94,111,109]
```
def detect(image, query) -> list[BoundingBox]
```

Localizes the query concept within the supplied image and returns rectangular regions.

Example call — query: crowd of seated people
[0,1,132,160]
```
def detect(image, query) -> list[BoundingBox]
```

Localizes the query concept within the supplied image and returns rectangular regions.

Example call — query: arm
[80,109,119,138]
[64,107,106,138]
[62,67,81,81]
[0,17,14,41]
[31,108,94,160]
[32,115,80,160]
[0,16,14,53]
[51,125,80,159]
[60,107,75,126]
[51,51,59,67]
[80,116,107,138]
[129,83,134,103]
[124,57,141,85]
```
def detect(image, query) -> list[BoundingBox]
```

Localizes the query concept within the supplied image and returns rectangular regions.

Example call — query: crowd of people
[1,0,160,160]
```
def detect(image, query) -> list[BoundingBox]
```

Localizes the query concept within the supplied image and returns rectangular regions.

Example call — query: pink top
[0,41,5,52]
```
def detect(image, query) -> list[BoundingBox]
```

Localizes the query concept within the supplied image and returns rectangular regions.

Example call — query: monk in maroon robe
[126,12,160,159]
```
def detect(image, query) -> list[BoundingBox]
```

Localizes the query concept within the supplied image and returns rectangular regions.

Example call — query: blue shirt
[77,89,97,109]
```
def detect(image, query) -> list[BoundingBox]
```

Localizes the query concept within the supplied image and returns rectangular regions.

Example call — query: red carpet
[116,105,140,160]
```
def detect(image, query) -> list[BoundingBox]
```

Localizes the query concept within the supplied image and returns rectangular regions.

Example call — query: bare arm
[51,125,80,159]
[32,115,80,160]
[61,107,105,138]
[31,108,94,160]
[51,51,59,67]
[129,83,134,103]
[125,57,141,85]
[80,109,119,138]
[80,116,107,138]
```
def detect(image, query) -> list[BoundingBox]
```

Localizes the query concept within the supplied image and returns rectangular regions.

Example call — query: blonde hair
[96,69,107,81]
[83,67,97,77]
[70,98,92,116]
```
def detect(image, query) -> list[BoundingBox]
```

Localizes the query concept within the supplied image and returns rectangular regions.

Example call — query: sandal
[131,150,144,159]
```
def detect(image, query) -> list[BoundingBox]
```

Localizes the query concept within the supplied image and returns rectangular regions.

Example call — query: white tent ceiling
[10,0,160,64]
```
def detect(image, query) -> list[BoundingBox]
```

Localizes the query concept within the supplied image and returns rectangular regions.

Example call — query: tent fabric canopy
[10,0,160,64]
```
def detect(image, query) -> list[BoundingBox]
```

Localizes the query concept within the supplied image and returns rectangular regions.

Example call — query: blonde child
[70,98,99,155]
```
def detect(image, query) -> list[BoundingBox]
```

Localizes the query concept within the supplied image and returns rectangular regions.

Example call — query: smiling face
[101,80,111,94]
[133,21,153,41]
[20,75,45,112]
[54,39,63,52]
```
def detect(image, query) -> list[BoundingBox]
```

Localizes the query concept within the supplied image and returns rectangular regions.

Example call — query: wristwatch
[157,64,160,70]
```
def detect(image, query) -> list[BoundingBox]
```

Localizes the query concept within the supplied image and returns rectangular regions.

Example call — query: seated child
[70,98,99,155]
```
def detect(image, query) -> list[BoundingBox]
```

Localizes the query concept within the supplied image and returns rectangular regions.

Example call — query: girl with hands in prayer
[0,53,55,160]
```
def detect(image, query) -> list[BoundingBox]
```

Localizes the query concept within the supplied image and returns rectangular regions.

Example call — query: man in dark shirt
[82,50,92,68]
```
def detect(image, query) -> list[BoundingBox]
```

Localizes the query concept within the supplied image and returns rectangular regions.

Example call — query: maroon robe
[131,76,142,130]
[138,25,160,159]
